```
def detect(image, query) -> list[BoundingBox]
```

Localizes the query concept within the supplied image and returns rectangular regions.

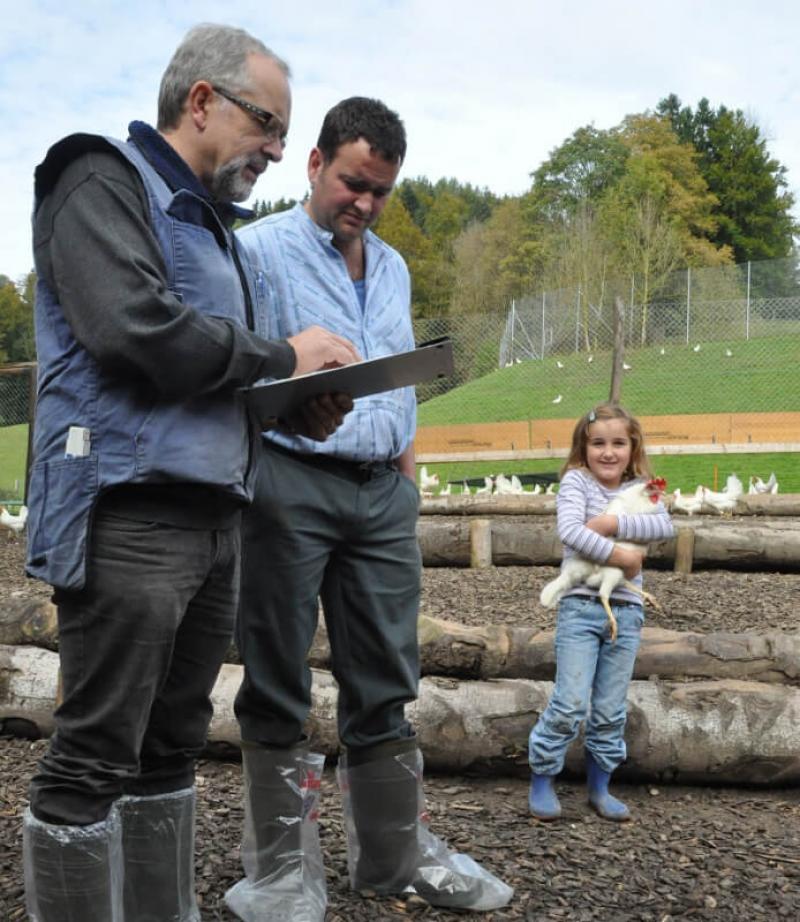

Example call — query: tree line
[2,94,796,355]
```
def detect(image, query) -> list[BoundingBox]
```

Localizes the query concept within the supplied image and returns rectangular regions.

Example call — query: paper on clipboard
[241,336,454,427]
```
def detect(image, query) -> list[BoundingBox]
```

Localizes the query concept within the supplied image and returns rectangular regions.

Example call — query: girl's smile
[585,418,632,488]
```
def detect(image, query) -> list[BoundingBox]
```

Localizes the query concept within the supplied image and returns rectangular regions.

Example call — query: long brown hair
[561,403,652,481]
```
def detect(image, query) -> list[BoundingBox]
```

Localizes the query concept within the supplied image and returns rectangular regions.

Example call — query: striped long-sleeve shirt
[555,467,675,605]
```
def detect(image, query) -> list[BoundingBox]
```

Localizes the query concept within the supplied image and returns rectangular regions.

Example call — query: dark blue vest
[26,135,253,590]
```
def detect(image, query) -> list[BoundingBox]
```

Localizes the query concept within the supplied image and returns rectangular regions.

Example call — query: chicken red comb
[645,477,667,492]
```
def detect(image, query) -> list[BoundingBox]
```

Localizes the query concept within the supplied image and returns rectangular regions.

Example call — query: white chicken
[418,465,439,496]
[750,473,778,495]
[439,483,452,496]
[0,505,28,538]
[509,474,524,494]
[671,486,703,516]
[494,473,514,494]
[475,476,494,495]
[699,473,743,515]
[539,478,667,642]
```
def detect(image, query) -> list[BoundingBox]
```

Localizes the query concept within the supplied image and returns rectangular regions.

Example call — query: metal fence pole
[540,291,545,360]
[575,285,581,352]
[746,261,751,340]
[685,267,691,344]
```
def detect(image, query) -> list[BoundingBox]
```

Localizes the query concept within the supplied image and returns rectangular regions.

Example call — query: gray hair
[157,23,290,130]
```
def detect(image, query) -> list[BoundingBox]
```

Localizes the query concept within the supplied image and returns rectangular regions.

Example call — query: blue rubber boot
[528,774,561,821]
[585,753,631,821]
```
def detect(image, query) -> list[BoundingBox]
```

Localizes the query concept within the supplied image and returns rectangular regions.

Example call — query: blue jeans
[528,594,643,775]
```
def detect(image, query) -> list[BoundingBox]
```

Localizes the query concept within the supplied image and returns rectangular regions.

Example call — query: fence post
[746,261,751,340]
[609,297,625,404]
[685,267,691,344]
[24,364,37,503]
[540,291,545,360]
[575,285,581,352]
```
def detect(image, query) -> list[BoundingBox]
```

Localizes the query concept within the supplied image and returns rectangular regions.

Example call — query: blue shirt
[237,204,417,462]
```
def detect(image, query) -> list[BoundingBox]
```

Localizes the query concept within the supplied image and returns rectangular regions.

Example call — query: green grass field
[419,451,800,494]
[0,424,27,502]
[418,333,800,425]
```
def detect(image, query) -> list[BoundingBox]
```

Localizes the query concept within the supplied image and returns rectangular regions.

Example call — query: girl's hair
[561,403,652,481]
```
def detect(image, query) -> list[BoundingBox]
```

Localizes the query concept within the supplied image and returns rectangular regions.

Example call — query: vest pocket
[26,454,99,590]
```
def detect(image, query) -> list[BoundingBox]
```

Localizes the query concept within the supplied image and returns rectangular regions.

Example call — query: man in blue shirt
[229,97,512,919]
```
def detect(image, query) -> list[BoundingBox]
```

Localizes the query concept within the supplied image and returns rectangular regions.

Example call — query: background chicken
[699,473,743,515]
[0,505,28,539]
[539,478,667,641]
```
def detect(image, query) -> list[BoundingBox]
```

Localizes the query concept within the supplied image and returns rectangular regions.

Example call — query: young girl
[528,403,674,822]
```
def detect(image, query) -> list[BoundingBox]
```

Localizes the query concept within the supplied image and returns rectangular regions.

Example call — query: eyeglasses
[212,85,287,147]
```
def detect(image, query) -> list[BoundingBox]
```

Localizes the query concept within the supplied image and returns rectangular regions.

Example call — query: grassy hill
[418,333,800,425]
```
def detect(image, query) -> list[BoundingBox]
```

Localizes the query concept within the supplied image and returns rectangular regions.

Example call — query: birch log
[309,618,800,684]
[420,494,800,517]
[3,644,800,784]
[416,516,800,569]
[0,598,58,650]
[4,604,800,687]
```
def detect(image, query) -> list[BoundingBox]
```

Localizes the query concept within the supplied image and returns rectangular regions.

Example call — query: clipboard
[241,336,454,427]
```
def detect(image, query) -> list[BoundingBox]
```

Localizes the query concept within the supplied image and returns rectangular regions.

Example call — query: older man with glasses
[22,22,357,922]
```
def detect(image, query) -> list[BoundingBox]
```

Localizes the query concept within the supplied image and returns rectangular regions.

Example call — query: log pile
[3,603,800,784]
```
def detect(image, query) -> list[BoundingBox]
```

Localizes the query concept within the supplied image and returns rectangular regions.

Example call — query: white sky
[2,0,799,283]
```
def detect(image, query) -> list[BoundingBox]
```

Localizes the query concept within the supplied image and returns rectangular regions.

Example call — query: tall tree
[657,95,797,261]
[530,125,629,219]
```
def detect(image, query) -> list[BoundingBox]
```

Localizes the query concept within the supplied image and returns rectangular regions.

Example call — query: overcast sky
[2,0,798,282]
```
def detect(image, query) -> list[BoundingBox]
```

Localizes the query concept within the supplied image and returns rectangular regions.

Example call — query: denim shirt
[237,204,417,462]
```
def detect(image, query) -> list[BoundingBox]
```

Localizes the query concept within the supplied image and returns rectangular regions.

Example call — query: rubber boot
[117,787,200,922]
[528,774,561,821]
[338,736,514,910]
[586,752,631,821]
[23,806,124,922]
[224,741,327,922]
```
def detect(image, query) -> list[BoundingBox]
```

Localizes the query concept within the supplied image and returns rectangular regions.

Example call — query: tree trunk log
[3,644,799,784]
[0,598,58,650]
[416,516,800,570]
[309,618,800,685]
[4,603,800,687]
[420,494,800,516]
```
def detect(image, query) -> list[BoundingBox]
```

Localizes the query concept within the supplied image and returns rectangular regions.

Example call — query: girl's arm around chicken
[555,469,619,564]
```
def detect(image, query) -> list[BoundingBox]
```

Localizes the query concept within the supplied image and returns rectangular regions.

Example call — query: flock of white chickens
[418,466,779,513]
[672,472,779,515]
[418,467,556,497]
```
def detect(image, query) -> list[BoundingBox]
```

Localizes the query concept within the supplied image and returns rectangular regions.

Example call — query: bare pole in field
[609,295,625,404]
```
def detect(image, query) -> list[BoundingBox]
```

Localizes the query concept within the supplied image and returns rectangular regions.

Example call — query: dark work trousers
[235,443,422,749]
[28,508,240,826]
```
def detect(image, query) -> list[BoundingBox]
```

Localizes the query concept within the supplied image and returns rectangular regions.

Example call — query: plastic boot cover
[338,743,514,911]
[23,806,124,922]
[224,744,326,922]
[117,786,200,922]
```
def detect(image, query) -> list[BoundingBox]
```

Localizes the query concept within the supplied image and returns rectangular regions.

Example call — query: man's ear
[307,147,323,185]
[185,81,215,130]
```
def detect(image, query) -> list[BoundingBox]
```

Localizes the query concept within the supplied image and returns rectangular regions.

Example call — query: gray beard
[208,156,255,203]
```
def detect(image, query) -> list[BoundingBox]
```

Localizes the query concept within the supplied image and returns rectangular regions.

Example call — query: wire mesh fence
[414,257,800,455]
[0,364,33,502]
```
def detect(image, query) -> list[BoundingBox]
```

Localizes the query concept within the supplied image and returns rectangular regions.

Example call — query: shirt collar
[127,120,254,225]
